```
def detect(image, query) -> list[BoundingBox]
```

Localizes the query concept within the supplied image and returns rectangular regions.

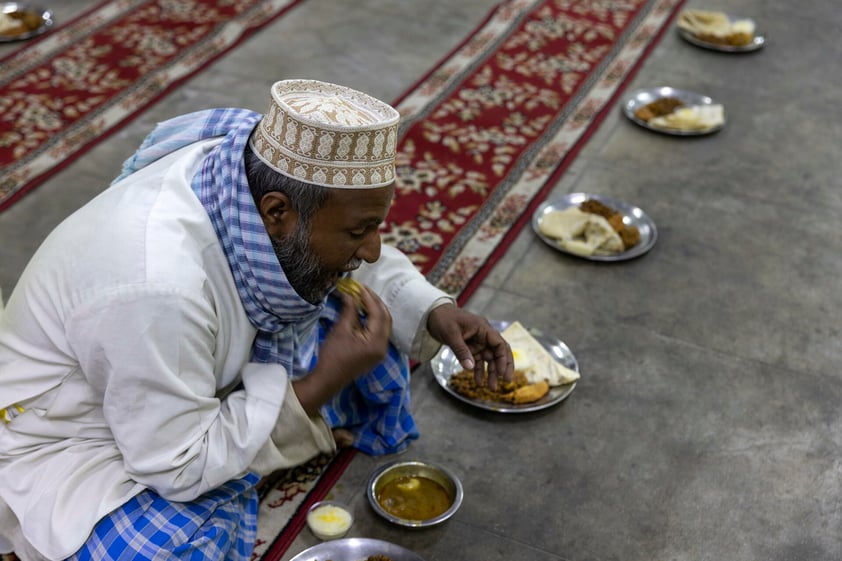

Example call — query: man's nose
[356,231,382,263]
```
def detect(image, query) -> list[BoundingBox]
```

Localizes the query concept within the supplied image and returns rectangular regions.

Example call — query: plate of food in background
[676,8,765,52]
[0,3,52,42]
[623,86,725,136]
[532,192,656,261]
[431,319,579,413]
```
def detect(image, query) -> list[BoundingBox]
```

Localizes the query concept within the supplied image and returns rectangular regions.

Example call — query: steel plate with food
[0,3,52,42]
[431,319,579,413]
[288,537,425,561]
[623,86,725,136]
[532,192,656,261]
[676,8,765,52]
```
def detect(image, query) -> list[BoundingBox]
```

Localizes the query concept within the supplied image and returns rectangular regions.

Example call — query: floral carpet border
[383,0,686,302]
[0,0,306,213]
[253,448,356,561]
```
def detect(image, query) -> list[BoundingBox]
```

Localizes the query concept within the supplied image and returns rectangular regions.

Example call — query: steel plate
[0,3,52,42]
[532,192,657,261]
[623,86,724,136]
[288,537,425,561]
[431,319,578,413]
[677,19,765,52]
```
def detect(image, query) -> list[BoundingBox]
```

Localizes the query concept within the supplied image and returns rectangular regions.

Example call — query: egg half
[511,347,534,374]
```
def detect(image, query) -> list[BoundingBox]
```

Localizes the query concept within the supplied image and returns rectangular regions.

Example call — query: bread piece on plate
[539,207,623,256]
[501,321,580,386]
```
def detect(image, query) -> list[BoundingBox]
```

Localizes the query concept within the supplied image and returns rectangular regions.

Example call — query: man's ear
[258,192,297,238]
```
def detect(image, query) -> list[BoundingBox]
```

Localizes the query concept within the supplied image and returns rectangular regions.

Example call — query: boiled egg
[511,347,534,374]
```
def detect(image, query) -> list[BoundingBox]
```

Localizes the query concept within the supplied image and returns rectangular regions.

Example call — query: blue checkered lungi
[316,297,419,456]
[68,473,259,561]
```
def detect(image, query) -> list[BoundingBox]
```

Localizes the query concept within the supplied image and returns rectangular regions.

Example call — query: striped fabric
[69,473,260,561]
[317,300,419,455]
[116,108,418,455]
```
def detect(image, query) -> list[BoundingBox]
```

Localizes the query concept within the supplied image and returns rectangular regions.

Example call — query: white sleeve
[67,285,326,501]
[352,244,455,362]
[248,377,337,475]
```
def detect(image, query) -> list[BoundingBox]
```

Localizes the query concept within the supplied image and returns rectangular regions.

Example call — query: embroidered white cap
[249,79,400,188]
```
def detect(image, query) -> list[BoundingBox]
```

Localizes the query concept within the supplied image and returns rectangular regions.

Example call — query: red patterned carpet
[0,0,305,212]
[386,0,685,301]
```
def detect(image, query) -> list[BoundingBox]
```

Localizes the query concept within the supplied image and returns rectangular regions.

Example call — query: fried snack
[579,199,616,220]
[579,199,640,251]
[693,31,753,46]
[633,97,685,122]
[503,380,550,404]
[335,277,364,310]
[364,556,394,561]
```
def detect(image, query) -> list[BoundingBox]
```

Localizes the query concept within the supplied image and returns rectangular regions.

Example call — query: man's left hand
[427,304,513,391]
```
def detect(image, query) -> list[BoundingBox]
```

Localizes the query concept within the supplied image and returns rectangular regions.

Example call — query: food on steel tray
[634,96,724,132]
[0,9,42,37]
[450,368,541,404]
[501,321,579,386]
[377,475,452,521]
[633,96,685,122]
[677,9,755,46]
[651,104,724,131]
[538,198,639,256]
[579,198,640,250]
[449,321,579,405]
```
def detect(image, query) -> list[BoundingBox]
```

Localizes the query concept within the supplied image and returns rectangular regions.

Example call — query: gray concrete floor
[2,1,841,560]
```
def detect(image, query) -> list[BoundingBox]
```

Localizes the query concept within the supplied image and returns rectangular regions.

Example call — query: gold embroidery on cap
[250,79,400,188]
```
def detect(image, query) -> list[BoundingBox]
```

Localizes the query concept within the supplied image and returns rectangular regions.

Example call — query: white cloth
[0,140,451,560]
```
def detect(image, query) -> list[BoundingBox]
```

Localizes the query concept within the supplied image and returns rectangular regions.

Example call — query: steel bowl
[367,460,463,528]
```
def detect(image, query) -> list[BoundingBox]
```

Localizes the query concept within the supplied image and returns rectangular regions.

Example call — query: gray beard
[271,222,333,305]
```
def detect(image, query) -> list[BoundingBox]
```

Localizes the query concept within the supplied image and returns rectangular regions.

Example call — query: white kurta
[0,140,451,560]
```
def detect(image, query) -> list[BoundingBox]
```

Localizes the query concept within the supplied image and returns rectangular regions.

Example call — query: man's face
[272,185,395,304]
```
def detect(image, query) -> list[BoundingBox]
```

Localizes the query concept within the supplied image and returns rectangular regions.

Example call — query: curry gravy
[376,475,451,520]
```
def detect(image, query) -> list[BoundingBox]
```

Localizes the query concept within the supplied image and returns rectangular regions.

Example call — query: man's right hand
[292,284,392,416]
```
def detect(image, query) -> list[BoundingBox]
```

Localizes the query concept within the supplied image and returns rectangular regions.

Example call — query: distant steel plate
[677,19,766,53]
[0,3,52,42]
[532,192,657,262]
[288,538,425,561]
[431,319,578,413]
[623,86,725,136]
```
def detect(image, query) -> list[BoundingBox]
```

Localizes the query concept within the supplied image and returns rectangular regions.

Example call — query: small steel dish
[367,460,463,528]
[0,3,53,42]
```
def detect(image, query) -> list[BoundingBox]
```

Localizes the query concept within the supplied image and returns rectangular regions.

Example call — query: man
[0,79,512,560]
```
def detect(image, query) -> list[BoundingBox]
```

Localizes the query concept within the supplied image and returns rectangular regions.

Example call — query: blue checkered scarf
[115,108,417,455]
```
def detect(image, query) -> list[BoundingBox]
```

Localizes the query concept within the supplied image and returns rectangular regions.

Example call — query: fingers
[356,284,391,338]
[467,327,513,390]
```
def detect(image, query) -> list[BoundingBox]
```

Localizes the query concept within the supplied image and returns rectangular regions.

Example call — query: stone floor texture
[2,1,841,560]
